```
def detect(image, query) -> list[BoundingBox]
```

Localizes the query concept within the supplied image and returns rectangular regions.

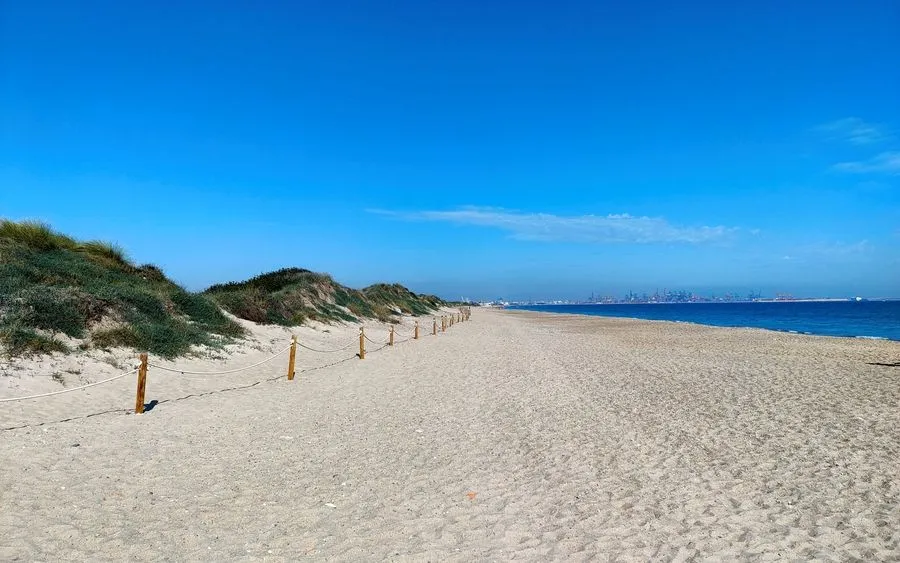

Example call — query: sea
[507,301,900,341]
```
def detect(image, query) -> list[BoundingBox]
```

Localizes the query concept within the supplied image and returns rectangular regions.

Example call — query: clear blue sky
[2,0,898,299]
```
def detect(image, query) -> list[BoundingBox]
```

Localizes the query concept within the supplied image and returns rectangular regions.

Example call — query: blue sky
[2,0,898,299]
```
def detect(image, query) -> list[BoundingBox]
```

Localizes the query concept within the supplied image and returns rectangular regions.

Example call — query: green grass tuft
[78,240,130,267]
[91,326,142,349]
[0,327,69,356]
[0,220,78,251]
[15,287,99,338]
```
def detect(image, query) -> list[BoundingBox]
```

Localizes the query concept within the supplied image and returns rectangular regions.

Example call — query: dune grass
[0,220,79,251]
[0,220,245,358]
[362,283,445,317]
[1,220,444,357]
[205,268,444,326]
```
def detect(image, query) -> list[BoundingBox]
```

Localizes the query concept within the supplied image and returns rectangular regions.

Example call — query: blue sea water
[508,301,900,341]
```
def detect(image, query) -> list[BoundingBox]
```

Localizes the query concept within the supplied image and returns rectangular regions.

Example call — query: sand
[1,308,898,561]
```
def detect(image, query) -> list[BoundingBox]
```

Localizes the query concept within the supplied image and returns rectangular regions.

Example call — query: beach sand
[1,308,898,560]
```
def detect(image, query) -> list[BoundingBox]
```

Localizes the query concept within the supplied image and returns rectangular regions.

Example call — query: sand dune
[1,308,898,560]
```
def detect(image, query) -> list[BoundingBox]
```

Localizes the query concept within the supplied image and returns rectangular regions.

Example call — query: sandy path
[1,308,898,560]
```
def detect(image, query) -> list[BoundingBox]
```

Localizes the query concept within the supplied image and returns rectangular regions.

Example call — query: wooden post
[442,316,446,332]
[287,335,297,380]
[414,320,419,340]
[433,318,437,335]
[359,327,366,359]
[134,353,148,414]
[389,326,394,346]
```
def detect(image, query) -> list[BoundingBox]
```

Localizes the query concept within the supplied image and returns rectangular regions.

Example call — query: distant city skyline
[447,278,899,305]
[472,289,890,306]
[2,1,898,298]
[477,288,884,306]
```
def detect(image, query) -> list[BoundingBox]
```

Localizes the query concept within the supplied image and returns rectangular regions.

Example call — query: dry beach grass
[1,308,898,560]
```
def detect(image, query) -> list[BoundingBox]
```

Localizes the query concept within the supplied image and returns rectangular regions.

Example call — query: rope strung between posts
[0,367,140,403]
[295,340,356,353]
[152,347,367,411]
[393,327,420,340]
[0,370,101,379]
[366,342,390,355]
[148,343,293,376]
[363,333,412,346]
[363,333,384,345]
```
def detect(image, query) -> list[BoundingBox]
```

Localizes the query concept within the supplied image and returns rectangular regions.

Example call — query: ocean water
[508,301,900,341]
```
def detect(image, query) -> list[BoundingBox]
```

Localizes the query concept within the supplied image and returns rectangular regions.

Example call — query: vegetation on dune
[0,220,245,358]
[205,268,445,325]
[361,283,444,316]
[0,220,446,358]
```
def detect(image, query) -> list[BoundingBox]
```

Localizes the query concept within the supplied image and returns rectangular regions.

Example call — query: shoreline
[504,297,900,305]
[504,304,900,342]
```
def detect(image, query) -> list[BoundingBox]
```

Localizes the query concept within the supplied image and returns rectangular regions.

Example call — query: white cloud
[370,207,737,244]
[816,117,891,145]
[833,152,900,175]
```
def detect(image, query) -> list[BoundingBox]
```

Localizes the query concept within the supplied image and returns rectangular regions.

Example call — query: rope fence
[0,367,140,403]
[363,332,384,345]
[295,340,357,354]
[148,343,294,376]
[0,307,474,418]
